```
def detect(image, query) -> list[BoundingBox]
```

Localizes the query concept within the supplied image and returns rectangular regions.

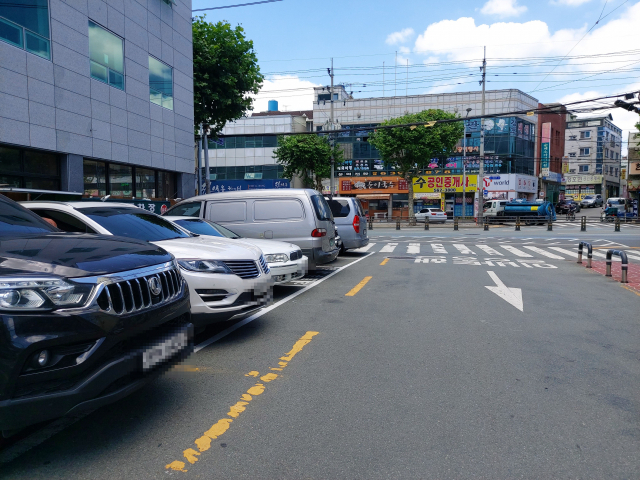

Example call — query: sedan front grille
[96,266,183,315]
[223,260,261,279]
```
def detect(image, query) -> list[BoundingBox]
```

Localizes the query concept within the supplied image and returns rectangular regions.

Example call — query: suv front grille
[96,266,183,315]
[223,260,261,279]
[258,255,270,274]
[289,250,302,261]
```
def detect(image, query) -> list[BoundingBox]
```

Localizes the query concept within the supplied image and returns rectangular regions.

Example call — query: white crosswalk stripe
[624,250,640,261]
[500,245,533,257]
[352,243,375,252]
[548,247,578,258]
[431,243,447,254]
[453,244,473,255]
[407,243,420,254]
[522,246,565,259]
[476,245,502,256]
[380,243,398,253]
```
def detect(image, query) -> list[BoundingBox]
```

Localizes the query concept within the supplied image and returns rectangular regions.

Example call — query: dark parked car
[556,200,581,214]
[0,195,193,433]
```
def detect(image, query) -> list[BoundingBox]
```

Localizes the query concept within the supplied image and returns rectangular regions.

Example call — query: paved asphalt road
[1,224,639,479]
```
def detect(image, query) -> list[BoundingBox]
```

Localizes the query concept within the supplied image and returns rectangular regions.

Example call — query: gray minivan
[326,197,369,252]
[164,189,339,268]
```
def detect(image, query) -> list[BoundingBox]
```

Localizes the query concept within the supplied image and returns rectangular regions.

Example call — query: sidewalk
[585,260,640,295]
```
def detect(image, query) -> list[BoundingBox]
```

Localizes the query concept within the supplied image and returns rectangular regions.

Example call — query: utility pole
[328,58,335,199]
[196,125,202,195]
[394,51,397,98]
[463,107,472,219]
[478,46,486,222]
[203,127,211,194]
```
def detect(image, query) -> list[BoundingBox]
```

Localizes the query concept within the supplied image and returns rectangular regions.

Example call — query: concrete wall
[0,0,195,190]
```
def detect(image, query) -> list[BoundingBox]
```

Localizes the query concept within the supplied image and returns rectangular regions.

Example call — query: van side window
[207,201,247,223]
[327,199,350,217]
[254,200,304,221]
[165,202,201,217]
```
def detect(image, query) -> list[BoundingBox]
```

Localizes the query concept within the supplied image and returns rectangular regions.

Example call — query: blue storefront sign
[202,179,291,194]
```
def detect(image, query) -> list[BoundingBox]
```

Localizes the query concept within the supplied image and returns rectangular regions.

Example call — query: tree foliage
[368,110,464,219]
[273,135,344,191]
[192,17,263,137]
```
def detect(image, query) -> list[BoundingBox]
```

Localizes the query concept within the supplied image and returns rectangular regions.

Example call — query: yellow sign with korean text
[413,175,478,193]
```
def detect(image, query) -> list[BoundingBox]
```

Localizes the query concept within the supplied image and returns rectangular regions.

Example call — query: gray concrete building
[0,0,194,201]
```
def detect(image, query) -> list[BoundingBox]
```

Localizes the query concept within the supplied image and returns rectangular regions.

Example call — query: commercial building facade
[0,0,195,203]
[627,131,640,200]
[536,103,567,203]
[564,114,622,200]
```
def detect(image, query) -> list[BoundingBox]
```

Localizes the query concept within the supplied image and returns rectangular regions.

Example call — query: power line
[192,0,282,12]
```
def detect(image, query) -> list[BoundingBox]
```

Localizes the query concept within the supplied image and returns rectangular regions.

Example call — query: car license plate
[142,328,189,371]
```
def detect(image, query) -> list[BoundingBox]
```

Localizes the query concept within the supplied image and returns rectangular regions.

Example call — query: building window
[579,131,591,139]
[579,147,590,156]
[578,165,588,172]
[0,146,60,189]
[615,168,618,177]
[83,159,107,197]
[0,0,50,59]
[569,135,577,140]
[88,21,124,90]
[82,160,177,199]
[149,56,173,110]
[568,152,576,157]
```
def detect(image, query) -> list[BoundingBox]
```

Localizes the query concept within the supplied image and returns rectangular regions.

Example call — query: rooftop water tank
[267,100,278,112]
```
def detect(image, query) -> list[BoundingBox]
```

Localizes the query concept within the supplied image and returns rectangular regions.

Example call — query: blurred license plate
[142,329,188,371]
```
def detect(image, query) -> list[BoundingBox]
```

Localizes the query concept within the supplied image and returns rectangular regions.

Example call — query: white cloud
[252,75,320,113]
[551,0,592,5]
[386,28,415,45]
[480,0,527,17]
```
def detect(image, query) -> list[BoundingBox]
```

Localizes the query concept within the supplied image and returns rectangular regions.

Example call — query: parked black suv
[0,195,193,433]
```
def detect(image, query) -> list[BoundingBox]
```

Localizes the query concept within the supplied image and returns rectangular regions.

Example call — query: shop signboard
[542,171,562,183]
[627,178,640,192]
[481,174,537,194]
[339,176,408,194]
[206,179,290,194]
[629,161,640,174]
[80,198,172,214]
[565,174,603,185]
[541,122,551,177]
[413,175,478,193]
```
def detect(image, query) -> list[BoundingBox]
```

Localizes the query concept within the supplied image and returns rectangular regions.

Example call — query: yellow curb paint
[345,276,373,296]
[380,258,389,266]
[621,285,640,297]
[165,331,319,472]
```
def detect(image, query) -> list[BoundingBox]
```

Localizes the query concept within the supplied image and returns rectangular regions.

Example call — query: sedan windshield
[172,218,241,239]
[0,196,58,236]
[80,207,191,241]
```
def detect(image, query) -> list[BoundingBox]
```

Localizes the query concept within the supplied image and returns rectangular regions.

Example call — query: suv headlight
[178,259,233,274]
[0,278,94,311]
[264,253,289,263]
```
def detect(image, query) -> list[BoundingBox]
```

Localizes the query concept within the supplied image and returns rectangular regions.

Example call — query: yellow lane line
[165,331,320,473]
[621,285,640,297]
[380,258,389,266]
[345,276,373,296]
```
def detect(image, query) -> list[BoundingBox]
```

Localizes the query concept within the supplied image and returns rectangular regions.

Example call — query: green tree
[368,110,464,221]
[273,135,344,191]
[192,16,263,137]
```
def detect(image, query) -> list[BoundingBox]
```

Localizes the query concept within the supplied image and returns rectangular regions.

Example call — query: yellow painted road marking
[345,276,373,296]
[380,258,389,266]
[621,285,640,297]
[165,331,320,472]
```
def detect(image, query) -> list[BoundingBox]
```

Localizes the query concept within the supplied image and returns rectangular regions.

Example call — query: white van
[605,197,627,213]
[164,189,339,269]
[483,200,508,216]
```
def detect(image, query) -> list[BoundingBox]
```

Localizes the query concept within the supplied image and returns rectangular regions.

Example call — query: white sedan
[22,202,273,328]
[165,216,308,285]
[414,208,447,223]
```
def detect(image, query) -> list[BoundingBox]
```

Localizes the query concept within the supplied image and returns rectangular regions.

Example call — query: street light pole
[328,58,335,199]
[478,46,486,222]
[464,107,472,219]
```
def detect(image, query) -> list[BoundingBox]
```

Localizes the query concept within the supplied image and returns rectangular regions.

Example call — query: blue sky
[191,0,640,146]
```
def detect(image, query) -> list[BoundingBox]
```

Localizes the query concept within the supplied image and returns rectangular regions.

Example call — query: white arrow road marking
[485,271,523,312]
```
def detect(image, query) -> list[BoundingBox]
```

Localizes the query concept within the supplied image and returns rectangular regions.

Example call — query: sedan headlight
[264,253,289,263]
[178,259,233,274]
[0,278,93,311]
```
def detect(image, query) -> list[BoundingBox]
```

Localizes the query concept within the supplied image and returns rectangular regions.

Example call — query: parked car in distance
[556,199,581,214]
[164,189,339,269]
[605,197,628,213]
[22,202,273,328]
[165,216,307,285]
[415,208,447,223]
[326,197,369,252]
[0,195,193,433]
[580,194,603,208]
